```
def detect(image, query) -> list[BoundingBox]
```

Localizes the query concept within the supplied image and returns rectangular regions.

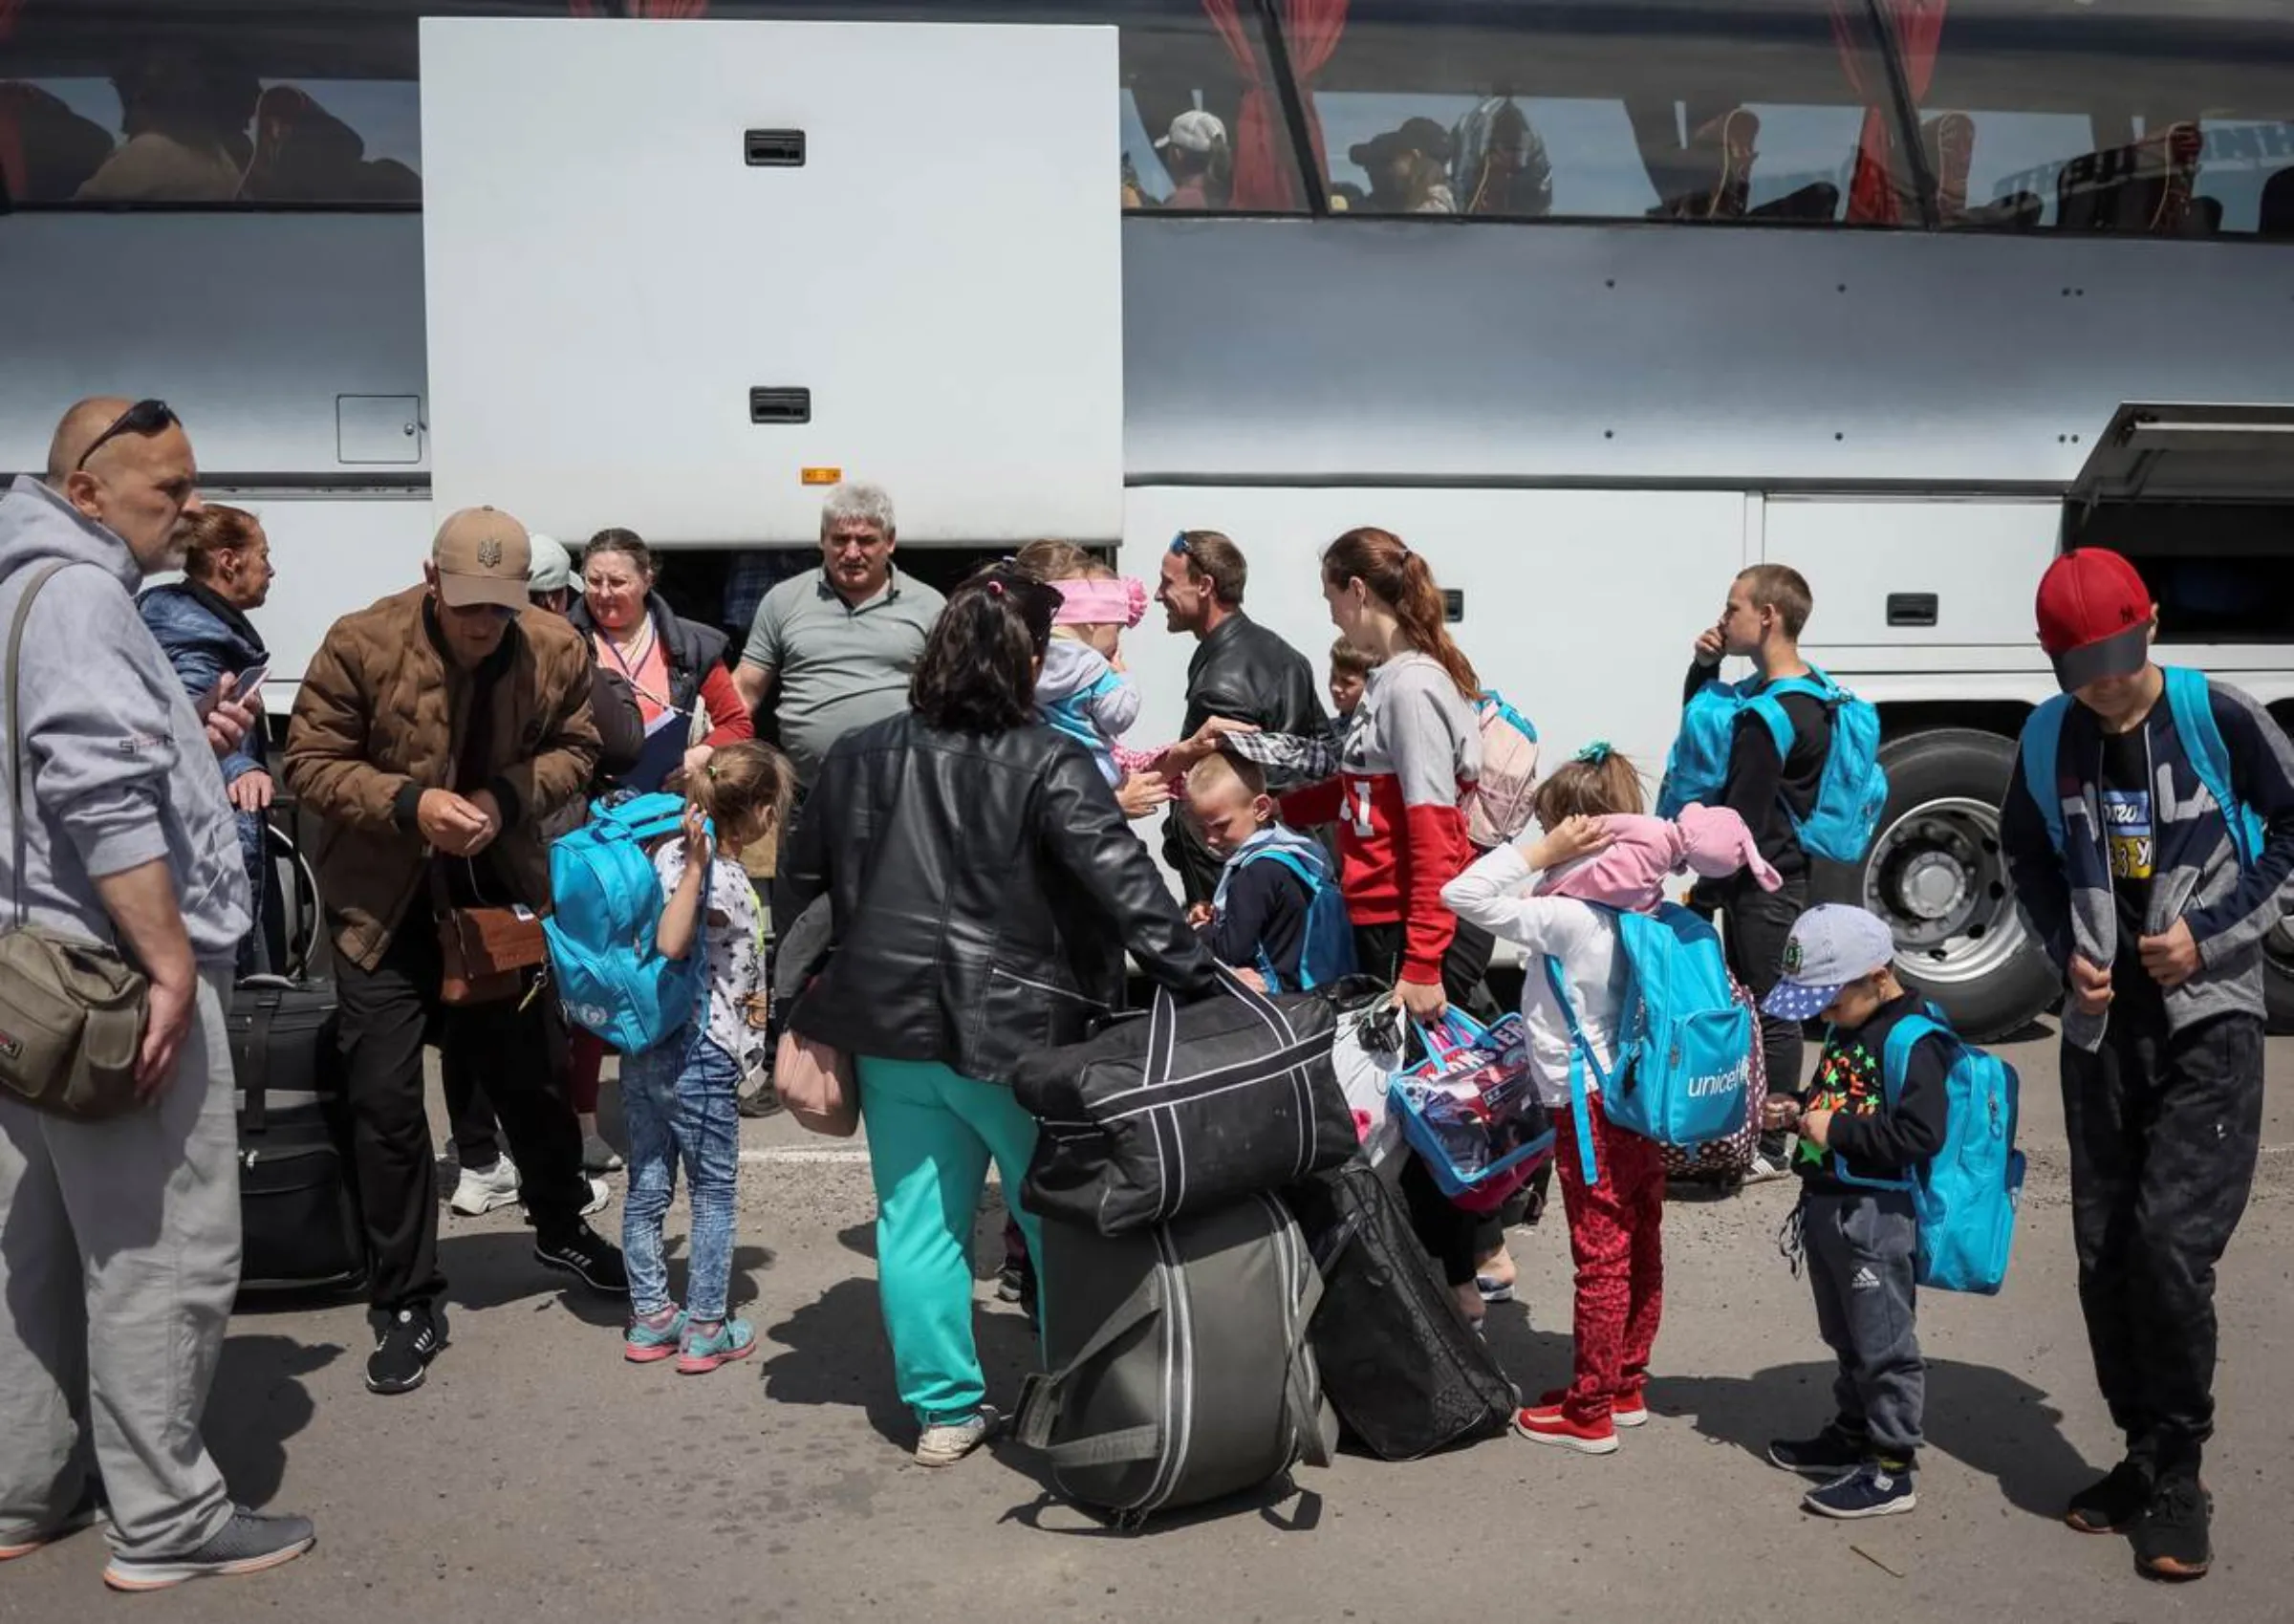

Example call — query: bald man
[0,399,314,1592]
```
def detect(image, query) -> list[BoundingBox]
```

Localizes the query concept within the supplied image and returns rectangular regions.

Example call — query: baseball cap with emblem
[2036,548,2154,692]
[1760,904,1896,1022]
[433,506,532,612]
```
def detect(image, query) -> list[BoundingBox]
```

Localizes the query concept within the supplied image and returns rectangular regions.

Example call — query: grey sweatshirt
[0,476,250,963]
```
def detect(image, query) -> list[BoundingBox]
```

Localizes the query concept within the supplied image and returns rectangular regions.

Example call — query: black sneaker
[737,1076,784,1118]
[102,1506,315,1592]
[534,1222,630,1295]
[2065,1458,2153,1535]
[1767,1419,1871,1479]
[365,1304,448,1395]
[1803,1461,1917,1521]
[2132,1476,2213,1581]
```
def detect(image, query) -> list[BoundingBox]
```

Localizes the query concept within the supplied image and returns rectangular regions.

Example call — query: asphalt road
[11,1025,2292,1621]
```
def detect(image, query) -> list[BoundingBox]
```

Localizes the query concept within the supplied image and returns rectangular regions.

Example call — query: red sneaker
[1512,1402,1619,1455]
[1535,1388,1649,1428]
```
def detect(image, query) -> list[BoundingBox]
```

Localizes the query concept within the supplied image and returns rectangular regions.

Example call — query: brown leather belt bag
[437,905,548,1007]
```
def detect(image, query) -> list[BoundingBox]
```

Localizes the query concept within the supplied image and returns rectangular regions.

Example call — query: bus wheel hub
[1897,850,1967,922]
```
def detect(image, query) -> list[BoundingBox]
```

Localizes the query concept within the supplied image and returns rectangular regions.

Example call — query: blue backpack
[544,792,703,1052]
[1657,666,1889,864]
[1231,840,1357,993]
[2018,665,2263,868]
[1849,1007,2025,1295]
[1543,902,1754,1184]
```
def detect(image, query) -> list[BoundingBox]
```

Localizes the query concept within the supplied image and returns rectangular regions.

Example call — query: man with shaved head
[0,399,314,1592]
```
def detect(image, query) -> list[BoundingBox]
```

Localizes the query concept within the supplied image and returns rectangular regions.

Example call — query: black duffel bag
[1015,966,1355,1237]
[229,975,365,1294]
[1286,1159,1518,1460]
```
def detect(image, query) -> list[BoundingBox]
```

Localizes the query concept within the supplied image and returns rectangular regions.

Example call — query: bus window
[1906,0,2294,236]
[1296,0,1911,225]
[1,1,1309,214]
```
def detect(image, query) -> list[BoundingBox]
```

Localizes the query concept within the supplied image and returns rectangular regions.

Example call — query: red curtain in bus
[1831,0,1946,224]
[568,2,711,15]
[1201,0,1346,210]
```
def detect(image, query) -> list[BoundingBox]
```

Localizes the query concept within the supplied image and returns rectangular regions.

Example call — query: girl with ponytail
[1280,526,1498,1323]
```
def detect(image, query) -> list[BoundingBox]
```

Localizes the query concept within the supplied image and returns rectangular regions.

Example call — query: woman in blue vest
[137,503,275,976]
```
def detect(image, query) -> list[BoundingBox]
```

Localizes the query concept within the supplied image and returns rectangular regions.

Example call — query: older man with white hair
[731,482,944,792]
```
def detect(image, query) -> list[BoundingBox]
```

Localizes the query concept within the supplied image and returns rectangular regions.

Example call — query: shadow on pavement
[1647,1357,2096,1518]
[758,1276,915,1446]
[994,1472,1327,1539]
[434,1231,781,1328]
[206,1333,340,1508]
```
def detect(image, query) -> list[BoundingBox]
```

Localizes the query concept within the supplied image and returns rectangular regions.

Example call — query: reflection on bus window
[1303,0,1908,226]
[1911,0,2294,236]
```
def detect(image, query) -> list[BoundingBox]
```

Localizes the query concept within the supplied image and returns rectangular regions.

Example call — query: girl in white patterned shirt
[620,742,789,1374]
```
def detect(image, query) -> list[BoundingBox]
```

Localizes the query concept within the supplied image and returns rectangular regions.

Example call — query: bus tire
[1809,727,2058,1043]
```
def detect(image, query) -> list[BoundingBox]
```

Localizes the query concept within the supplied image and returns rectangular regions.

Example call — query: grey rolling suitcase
[1014,1194,1334,1528]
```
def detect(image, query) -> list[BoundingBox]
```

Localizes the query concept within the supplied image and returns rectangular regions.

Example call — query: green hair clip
[1574,740,1614,765]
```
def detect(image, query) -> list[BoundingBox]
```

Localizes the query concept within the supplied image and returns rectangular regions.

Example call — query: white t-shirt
[651,844,767,1069]
[1440,844,1626,1109]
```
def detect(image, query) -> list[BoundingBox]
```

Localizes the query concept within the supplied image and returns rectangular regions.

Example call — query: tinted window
[1908,0,2294,235]
[0,1,1306,212]
[1298,0,1910,223]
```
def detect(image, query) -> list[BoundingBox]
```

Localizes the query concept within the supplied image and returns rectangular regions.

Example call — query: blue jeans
[619,1026,743,1321]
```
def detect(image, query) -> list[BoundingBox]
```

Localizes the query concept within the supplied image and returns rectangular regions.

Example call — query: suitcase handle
[1013,1269,1165,1453]
[233,980,288,1136]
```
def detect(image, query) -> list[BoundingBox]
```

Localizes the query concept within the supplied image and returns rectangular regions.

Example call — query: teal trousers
[855,1055,1044,1425]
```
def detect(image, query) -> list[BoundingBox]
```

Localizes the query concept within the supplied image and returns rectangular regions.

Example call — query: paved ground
[11,1025,2292,1620]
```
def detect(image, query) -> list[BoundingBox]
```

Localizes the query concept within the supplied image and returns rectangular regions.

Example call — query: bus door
[417,16,1124,549]
[2064,402,2294,686]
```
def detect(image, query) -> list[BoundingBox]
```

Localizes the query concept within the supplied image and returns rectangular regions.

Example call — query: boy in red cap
[2001,547,2294,1581]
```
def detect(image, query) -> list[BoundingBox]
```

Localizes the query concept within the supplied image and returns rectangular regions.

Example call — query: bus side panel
[1120,486,1746,792]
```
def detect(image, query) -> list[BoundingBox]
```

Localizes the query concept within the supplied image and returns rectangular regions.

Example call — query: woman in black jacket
[776,562,1218,1467]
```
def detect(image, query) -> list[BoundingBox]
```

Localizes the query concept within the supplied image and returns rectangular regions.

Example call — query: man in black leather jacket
[1156,530,1331,904]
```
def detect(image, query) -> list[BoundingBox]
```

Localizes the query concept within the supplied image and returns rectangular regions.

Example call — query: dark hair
[1531,748,1647,826]
[585,528,658,582]
[1329,639,1373,678]
[690,741,791,841]
[1737,563,1812,639]
[180,503,262,580]
[1175,530,1247,608]
[1321,528,1478,702]
[909,562,1061,733]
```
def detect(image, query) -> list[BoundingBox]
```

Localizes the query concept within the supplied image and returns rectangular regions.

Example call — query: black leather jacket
[775,711,1219,1085]
[1163,612,1331,903]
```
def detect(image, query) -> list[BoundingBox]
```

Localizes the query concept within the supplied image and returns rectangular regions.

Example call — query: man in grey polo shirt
[731,482,943,789]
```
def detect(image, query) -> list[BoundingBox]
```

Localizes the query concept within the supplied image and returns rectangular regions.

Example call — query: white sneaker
[915,1405,999,1467]
[449,1157,521,1217]
[579,1176,612,1218]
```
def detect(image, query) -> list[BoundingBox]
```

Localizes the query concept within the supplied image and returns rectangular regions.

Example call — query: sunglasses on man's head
[76,399,180,471]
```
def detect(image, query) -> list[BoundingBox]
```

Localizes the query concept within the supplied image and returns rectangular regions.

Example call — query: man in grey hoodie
[0,399,314,1592]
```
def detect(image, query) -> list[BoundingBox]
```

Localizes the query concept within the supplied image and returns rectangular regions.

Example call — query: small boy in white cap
[1758,903,1950,1521]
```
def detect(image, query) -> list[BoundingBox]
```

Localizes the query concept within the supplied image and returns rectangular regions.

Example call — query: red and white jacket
[1282,651,1482,984]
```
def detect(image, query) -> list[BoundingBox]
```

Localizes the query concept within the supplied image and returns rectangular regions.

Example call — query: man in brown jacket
[285,507,626,1397]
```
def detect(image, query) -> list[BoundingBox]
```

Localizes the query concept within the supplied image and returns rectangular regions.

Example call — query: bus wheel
[1811,728,2058,1042]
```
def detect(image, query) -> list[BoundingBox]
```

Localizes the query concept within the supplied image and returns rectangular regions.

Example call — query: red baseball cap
[2036,548,2153,691]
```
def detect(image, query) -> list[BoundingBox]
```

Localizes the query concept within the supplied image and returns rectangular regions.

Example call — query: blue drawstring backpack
[1657,666,1888,864]
[545,792,703,1052]
[1544,902,1753,1184]
[2018,665,2263,868]
[1834,1006,2024,1295]
[1225,837,1357,993]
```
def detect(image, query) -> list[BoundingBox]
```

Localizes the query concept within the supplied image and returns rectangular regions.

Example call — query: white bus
[7,0,2293,1035]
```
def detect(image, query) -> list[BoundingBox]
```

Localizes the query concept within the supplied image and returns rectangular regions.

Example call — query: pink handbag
[775,1029,858,1137]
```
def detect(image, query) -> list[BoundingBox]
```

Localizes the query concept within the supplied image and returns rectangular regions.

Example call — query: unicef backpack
[1234,841,1358,993]
[1869,1007,2025,1295]
[1542,902,1754,1184]
[2018,666,2263,867]
[1465,689,1541,849]
[1656,667,1887,864]
[544,792,702,1052]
